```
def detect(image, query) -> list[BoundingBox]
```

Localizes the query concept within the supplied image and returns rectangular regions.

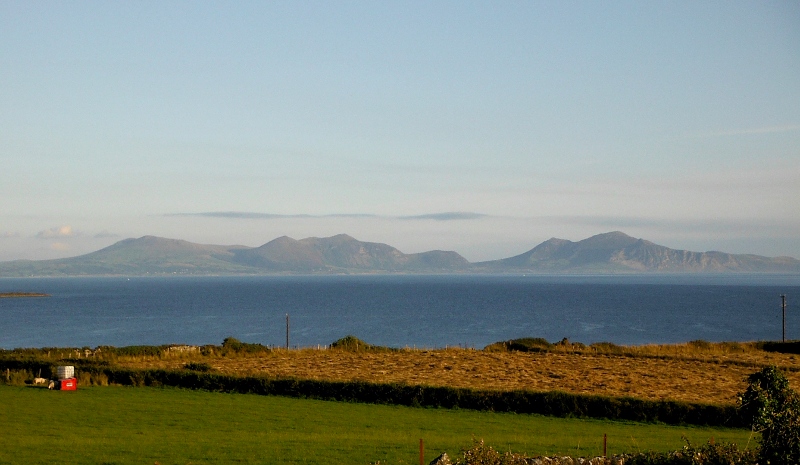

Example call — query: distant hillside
[475,231,800,273]
[230,234,470,273]
[0,236,256,276]
[0,234,470,276]
[0,231,797,276]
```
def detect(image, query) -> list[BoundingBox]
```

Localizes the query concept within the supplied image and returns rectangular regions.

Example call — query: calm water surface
[1,274,798,349]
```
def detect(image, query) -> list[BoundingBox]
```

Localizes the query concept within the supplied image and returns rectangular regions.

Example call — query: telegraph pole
[286,313,290,350]
[782,295,787,342]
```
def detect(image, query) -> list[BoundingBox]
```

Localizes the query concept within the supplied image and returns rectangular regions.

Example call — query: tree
[739,366,800,464]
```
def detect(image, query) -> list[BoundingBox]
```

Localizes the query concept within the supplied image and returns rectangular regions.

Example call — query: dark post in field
[782,295,787,342]
[286,313,290,350]
[419,438,424,465]
[603,433,607,457]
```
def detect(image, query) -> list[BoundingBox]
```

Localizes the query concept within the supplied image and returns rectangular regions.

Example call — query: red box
[58,378,77,391]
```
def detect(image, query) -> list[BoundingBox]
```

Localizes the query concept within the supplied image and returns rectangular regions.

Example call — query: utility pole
[286,313,290,350]
[782,295,787,342]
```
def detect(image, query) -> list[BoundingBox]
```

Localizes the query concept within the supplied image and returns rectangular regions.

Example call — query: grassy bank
[0,384,755,465]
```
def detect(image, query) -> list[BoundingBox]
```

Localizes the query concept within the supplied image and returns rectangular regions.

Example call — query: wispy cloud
[94,231,120,239]
[399,212,488,221]
[1,231,20,238]
[168,212,308,219]
[167,211,487,221]
[535,215,775,230]
[35,225,76,239]
[699,123,800,138]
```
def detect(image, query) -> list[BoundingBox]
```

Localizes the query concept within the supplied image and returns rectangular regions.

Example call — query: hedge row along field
[1,360,743,428]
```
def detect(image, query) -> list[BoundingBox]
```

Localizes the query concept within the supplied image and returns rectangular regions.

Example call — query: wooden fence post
[603,433,607,457]
[419,438,424,465]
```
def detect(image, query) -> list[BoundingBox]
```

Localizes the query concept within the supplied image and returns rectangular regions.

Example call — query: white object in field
[57,366,74,380]
[33,377,47,384]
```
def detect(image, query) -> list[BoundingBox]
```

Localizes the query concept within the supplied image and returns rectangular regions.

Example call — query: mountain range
[1,231,798,277]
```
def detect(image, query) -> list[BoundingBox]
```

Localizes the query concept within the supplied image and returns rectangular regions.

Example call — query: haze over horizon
[2,2,798,263]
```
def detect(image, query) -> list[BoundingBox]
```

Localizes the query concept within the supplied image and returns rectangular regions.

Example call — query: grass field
[0,384,755,465]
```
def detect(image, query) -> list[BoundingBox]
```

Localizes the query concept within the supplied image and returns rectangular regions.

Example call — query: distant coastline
[0,292,50,298]
[1,231,799,277]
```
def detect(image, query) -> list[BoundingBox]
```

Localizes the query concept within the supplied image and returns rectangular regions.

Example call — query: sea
[1,274,799,350]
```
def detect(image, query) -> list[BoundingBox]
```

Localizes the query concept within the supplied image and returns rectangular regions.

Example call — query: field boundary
[1,360,744,428]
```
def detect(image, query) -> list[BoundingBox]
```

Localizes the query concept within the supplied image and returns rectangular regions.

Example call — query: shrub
[200,344,217,356]
[330,335,392,352]
[455,439,529,465]
[756,341,800,355]
[625,439,756,465]
[589,342,626,354]
[440,438,756,465]
[76,370,109,386]
[483,338,552,353]
[739,366,800,465]
[221,337,244,350]
[221,337,269,355]
[1,369,32,386]
[184,362,213,372]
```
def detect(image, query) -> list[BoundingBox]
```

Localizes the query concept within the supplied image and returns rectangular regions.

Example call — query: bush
[1,369,32,386]
[330,335,391,352]
[484,338,552,353]
[625,439,756,465]
[739,366,800,465]
[437,438,756,465]
[756,341,800,355]
[221,337,269,355]
[76,371,109,386]
[184,362,213,372]
[454,439,529,465]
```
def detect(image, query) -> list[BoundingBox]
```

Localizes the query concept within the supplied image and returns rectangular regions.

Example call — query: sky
[1,1,799,263]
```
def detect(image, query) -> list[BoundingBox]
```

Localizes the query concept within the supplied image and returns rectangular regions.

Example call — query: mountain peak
[477,231,800,273]
[581,231,637,245]
[1,231,798,276]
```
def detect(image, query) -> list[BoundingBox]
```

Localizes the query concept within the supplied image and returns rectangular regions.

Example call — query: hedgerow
[0,362,741,427]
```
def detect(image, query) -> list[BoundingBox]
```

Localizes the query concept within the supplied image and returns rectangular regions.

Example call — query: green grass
[0,384,756,465]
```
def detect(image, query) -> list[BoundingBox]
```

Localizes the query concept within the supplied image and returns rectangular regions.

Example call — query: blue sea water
[1,274,799,350]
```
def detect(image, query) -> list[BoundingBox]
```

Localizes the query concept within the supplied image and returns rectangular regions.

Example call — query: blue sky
[1,1,799,262]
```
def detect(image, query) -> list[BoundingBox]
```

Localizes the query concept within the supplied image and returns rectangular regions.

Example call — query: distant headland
[0,292,50,298]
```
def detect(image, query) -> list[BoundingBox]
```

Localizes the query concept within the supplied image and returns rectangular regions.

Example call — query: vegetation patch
[757,340,800,355]
[418,438,757,465]
[0,292,49,298]
[0,384,754,465]
[184,362,213,372]
[220,337,271,355]
[330,335,394,352]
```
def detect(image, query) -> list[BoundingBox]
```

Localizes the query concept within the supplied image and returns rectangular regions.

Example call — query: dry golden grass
[116,344,800,406]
